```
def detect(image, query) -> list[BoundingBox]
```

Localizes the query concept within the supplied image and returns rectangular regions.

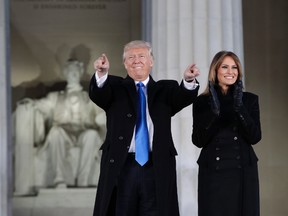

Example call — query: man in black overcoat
[89,40,200,216]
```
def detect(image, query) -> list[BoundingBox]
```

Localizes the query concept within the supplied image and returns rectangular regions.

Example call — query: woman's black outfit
[192,84,261,216]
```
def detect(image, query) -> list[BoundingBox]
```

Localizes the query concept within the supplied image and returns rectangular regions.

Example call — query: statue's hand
[17,98,33,106]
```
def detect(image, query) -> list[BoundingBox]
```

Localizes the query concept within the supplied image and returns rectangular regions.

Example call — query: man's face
[123,47,153,81]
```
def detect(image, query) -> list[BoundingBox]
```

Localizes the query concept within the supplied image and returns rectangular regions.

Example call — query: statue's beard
[66,83,83,93]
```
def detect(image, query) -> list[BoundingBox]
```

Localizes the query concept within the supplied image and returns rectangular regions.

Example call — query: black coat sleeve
[192,95,221,148]
[89,74,123,111]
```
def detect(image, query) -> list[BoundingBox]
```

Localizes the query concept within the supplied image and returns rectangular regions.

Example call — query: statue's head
[63,59,84,84]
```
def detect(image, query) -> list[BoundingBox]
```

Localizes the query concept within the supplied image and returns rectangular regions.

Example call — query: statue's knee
[81,130,100,147]
[45,126,67,145]
[84,129,100,140]
[47,126,64,137]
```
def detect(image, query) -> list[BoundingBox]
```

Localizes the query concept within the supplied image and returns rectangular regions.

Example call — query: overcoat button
[216,147,220,151]
[127,113,132,117]
[216,157,220,161]
[234,136,238,140]
[118,136,124,140]
[236,155,241,160]
[109,159,115,163]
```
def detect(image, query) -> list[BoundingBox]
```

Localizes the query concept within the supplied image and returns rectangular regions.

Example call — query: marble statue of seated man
[14,59,106,194]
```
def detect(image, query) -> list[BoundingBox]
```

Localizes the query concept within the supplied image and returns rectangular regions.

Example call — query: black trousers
[115,153,158,216]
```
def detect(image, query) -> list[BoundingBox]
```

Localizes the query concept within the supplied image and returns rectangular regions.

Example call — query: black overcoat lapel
[123,75,138,113]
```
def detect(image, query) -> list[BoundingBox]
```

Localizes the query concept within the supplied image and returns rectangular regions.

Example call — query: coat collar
[123,75,138,112]
[123,75,158,112]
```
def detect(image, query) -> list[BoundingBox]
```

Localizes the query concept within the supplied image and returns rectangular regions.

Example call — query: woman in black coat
[192,51,261,216]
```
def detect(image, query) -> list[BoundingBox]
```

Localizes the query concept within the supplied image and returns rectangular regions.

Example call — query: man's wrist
[95,72,108,87]
[183,78,199,90]
[185,78,195,83]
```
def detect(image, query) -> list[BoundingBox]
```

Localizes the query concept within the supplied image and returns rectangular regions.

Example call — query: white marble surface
[0,0,12,215]
[13,188,96,216]
[151,1,243,215]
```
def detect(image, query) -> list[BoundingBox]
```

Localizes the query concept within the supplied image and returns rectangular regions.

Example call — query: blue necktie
[135,82,149,166]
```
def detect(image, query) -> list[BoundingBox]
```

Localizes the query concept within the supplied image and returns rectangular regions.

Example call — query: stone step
[13,188,96,216]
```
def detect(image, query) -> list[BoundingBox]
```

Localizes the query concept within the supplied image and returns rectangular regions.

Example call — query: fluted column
[151,0,243,215]
[0,0,12,215]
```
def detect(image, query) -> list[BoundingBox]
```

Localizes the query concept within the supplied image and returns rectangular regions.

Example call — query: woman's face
[217,56,239,89]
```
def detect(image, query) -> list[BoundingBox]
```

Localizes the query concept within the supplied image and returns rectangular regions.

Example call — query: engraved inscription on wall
[13,0,128,10]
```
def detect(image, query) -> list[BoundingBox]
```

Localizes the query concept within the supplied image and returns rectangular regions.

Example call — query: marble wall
[0,0,12,215]
[243,0,288,215]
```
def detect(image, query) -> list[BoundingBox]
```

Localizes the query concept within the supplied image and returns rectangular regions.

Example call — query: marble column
[0,0,12,216]
[150,0,244,215]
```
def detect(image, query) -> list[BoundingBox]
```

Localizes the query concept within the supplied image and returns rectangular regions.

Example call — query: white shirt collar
[135,76,149,87]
